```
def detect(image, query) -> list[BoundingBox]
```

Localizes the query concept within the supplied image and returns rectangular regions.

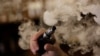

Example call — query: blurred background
[0,23,30,56]
[0,0,44,56]
[0,0,100,56]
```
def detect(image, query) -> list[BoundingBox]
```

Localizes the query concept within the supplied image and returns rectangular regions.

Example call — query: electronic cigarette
[37,26,56,56]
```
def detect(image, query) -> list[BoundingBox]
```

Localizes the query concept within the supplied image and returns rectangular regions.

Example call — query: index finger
[32,28,46,40]
[30,28,45,54]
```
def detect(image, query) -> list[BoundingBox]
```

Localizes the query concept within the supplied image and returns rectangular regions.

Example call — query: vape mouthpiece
[52,26,56,31]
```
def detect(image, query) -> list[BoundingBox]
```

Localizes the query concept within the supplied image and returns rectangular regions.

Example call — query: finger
[44,44,57,51]
[30,28,45,54]
[44,44,59,56]
[30,40,39,54]
[42,52,48,56]
[32,28,45,40]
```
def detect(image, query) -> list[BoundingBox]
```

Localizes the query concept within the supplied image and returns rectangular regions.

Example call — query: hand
[30,28,67,56]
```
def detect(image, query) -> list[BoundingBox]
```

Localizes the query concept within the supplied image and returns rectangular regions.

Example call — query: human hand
[30,28,67,56]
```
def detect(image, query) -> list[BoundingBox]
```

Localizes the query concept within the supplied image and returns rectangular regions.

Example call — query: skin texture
[30,28,67,56]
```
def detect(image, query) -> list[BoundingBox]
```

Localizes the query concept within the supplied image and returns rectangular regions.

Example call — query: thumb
[44,44,68,56]
[44,44,57,51]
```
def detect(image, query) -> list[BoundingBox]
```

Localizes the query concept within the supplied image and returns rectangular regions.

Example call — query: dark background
[0,23,34,56]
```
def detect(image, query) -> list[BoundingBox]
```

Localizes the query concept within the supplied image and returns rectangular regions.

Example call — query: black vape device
[37,26,56,56]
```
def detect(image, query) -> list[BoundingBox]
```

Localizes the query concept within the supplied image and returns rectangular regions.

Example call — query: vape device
[37,26,56,56]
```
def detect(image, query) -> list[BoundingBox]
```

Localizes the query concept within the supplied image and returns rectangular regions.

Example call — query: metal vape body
[37,26,56,56]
